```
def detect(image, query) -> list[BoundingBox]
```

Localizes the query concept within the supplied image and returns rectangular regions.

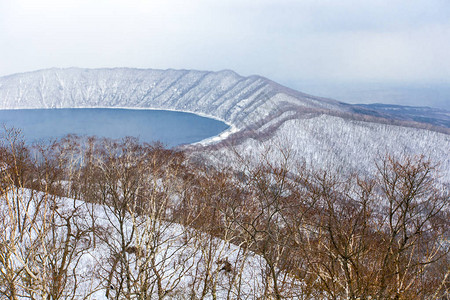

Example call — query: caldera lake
[0,108,229,147]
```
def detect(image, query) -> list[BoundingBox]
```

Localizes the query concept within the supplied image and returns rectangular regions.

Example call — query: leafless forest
[1,127,449,299]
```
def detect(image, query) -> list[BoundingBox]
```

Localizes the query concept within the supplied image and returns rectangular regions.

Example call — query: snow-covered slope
[209,115,450,183]
[0,68,448,182]
[1,189,300,299]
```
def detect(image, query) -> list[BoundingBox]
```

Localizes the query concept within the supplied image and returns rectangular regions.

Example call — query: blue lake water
[0,108,229,147]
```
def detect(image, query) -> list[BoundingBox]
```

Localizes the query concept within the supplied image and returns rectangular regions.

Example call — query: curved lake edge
[0,106,239,147]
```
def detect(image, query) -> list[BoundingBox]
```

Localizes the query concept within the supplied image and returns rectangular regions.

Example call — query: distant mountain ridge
[354,103,450,128]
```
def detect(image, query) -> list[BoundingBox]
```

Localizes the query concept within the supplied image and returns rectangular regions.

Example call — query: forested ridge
[1,128,449,299]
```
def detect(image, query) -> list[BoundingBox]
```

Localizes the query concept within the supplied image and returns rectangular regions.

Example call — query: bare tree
[0,128,96,299]
[374,155,449,299]
[295,155,449,299]
[77,137,199,299]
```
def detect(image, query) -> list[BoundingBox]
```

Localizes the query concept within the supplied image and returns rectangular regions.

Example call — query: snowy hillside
[0,68,448,182]
[0,188,300,299]
[209,115,450,183]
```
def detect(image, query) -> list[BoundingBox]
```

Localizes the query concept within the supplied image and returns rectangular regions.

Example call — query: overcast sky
[1,0,449,107]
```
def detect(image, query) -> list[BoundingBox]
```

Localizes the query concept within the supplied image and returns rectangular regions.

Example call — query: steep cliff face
[1,68,449,182]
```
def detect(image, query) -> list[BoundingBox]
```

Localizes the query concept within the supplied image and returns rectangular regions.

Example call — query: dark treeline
[0,127,449,299]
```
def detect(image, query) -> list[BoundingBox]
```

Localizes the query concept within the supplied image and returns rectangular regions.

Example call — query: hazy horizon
[1,0,448,109]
